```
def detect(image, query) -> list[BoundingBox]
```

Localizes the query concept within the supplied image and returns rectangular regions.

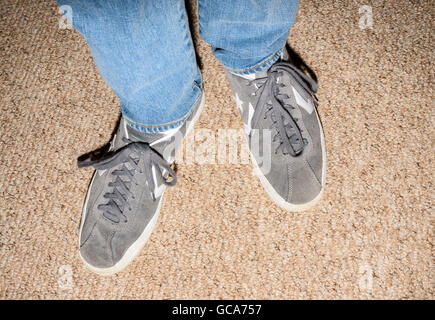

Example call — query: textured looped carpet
[0,0,433,299]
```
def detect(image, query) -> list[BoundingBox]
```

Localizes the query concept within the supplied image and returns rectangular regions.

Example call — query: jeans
[57,0,299,133]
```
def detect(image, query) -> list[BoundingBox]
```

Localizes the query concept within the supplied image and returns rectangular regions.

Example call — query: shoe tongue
[112,118,164,150]
[122,119,180,163]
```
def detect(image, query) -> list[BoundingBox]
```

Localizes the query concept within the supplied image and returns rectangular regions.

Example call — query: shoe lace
[78,138,177,223]
[247,62,318,156]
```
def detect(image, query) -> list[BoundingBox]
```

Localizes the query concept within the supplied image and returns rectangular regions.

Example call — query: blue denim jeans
[58,0,299,133]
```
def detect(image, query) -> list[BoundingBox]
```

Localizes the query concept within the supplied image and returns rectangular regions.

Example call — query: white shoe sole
[250,109,327,212]
[78,93,206,275]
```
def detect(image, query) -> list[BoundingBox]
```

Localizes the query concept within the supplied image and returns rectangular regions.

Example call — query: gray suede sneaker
[225,49,326,211]
[77,93,204,275]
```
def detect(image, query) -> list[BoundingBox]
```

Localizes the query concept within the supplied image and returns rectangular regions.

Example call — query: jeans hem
[125,116,186,133]
[124,87,202,134]
[227,47,283,75]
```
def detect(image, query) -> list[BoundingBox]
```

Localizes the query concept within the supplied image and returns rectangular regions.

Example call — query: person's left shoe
[224,49,326,211]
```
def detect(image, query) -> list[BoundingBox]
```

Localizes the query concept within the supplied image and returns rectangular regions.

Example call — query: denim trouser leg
[58,0,202,133]
[58,1,299,132]
[198,0,300,74]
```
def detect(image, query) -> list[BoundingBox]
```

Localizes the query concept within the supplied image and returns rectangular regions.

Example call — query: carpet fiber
[0,0,433,299]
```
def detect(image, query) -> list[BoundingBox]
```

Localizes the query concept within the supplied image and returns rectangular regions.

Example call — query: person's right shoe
[225,49,326,211]
[77,93,205,275]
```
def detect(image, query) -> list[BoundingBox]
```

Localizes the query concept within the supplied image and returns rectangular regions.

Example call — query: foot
[77,93,205,275]
[225,49,326,211]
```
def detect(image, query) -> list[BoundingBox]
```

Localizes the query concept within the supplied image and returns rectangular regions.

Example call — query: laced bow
[78,139,176,223]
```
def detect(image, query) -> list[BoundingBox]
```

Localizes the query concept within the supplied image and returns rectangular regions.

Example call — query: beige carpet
[0,0,433,299]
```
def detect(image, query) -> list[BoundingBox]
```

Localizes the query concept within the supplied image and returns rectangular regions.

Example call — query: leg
[198,0,299,73]
[58,0,201,132]
[60,0,205,274]
[199,0,326,210]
